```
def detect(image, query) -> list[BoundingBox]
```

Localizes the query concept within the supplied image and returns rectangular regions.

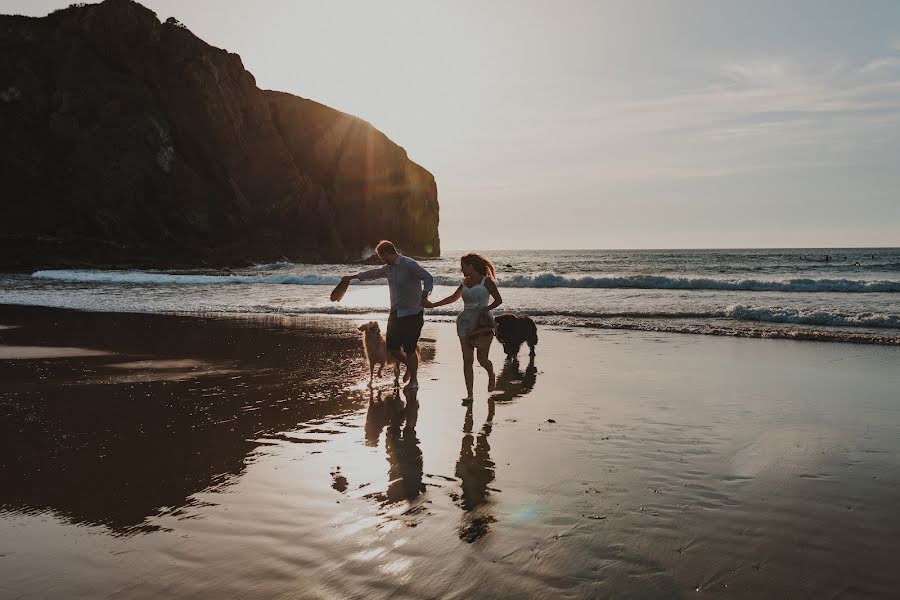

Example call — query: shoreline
[1,300,898,347]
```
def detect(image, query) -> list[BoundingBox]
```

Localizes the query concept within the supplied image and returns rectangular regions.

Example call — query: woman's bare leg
[460,338,475,401]
[476,345,495,392]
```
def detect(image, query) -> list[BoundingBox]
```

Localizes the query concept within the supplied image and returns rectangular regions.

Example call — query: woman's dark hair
[375,240,398,256]
[460,253,496,279]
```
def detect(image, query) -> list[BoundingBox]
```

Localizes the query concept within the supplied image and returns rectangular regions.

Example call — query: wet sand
[1,304,899,599]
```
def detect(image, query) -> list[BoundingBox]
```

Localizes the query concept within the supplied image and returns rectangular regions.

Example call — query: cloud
[861,57,900,74]
[541,53,900,182]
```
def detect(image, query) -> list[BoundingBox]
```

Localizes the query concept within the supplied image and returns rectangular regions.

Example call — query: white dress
[456,276,495,343]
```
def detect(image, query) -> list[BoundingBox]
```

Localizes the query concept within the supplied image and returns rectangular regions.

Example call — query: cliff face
[0,0,440,269]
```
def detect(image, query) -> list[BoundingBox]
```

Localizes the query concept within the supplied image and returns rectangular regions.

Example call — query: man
[342,240,433,389]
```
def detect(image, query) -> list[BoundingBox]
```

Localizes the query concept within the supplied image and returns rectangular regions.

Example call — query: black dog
[494,314,538,360]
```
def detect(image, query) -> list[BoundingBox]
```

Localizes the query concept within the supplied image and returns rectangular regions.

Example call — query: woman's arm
[483,278,502,311]
[424,285,462,308]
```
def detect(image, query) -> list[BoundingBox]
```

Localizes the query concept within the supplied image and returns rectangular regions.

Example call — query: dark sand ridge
[1,305,899,598]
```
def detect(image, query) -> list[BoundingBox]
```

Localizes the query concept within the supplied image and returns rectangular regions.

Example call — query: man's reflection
[364,387,424,503]
[492,355,537,403]
[454,398,497,542]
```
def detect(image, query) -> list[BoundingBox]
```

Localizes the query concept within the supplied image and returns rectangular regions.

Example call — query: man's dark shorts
[386,310,424,353]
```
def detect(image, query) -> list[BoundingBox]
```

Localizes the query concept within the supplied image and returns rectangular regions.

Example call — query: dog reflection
[455,399,498,542]
[364,388,387,446]
[491,355,537,403]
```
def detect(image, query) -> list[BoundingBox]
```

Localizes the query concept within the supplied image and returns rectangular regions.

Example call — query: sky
[5,0,900,249]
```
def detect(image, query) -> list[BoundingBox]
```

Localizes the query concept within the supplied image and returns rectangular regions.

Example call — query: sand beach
[3,1,899,598]
[2,304,898,598]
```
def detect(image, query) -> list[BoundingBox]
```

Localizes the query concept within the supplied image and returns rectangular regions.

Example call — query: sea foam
[31,269,900,293]
[498,273,900,293]
[724,304,900,329]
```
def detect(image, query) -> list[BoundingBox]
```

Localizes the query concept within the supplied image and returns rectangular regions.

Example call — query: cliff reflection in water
[0,306,434,535]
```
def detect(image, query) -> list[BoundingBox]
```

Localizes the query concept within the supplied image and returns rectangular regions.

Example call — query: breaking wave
[31,270,900,293]
[724,304,900,329]
[498,273,900,293]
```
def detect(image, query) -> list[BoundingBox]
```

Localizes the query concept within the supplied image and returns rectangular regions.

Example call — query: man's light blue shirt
[356,255,434,318]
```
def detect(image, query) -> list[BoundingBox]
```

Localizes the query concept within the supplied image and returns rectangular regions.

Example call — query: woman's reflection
[491,355,537,403]
[454,398,498,542]
[384,387,423,502]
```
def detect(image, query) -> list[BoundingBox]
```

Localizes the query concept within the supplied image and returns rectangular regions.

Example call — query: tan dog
[358,321,400,385]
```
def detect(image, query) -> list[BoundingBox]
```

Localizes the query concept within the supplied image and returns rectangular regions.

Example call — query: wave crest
[30,269,900,293]
[725,304,900,329]
[498,273,900,293]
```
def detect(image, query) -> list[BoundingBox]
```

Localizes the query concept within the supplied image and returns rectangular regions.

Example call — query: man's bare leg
[390,348,409,379]
[405,346,419,388]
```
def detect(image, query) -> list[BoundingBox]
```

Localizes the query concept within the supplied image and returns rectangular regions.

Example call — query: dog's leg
[369,362,375,387]
[377,363,383,377]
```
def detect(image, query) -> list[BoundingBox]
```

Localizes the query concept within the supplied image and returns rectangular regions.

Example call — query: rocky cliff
[0,0,440,269]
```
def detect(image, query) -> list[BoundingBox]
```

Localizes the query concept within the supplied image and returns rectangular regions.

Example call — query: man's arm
[405,257,434,296]
[344,264,388,283]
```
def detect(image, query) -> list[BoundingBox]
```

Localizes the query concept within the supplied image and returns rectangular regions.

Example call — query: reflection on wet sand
[454,399,497,542]
[0,305,430,534]
[5,305,900,599]
[451,356,539,542]
[492,355,537,403]
[384,388,424,503]
[364,388,387,446]
[359,387,426,514]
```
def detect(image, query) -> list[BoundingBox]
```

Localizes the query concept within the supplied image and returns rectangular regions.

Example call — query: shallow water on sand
[1,306,899,598]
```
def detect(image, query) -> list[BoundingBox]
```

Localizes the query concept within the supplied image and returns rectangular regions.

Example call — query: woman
[424,253,502,403]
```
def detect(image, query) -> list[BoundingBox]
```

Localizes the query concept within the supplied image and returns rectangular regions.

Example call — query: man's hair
[375,240,398,256]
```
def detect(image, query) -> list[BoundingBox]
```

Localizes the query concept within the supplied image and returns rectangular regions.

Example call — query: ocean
[2,248,899,345]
